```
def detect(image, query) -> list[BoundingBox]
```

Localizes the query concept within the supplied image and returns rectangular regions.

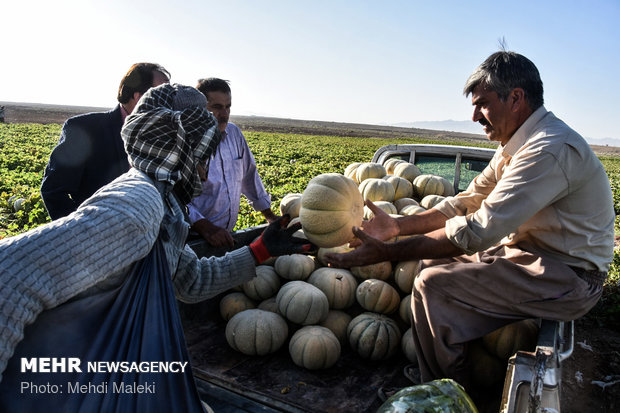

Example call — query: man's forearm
[387,227,464,262]
[261,208,278,223]
[395,208,450,237]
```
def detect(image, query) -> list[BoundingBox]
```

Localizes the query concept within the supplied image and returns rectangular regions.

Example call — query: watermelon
[376,378,478,413]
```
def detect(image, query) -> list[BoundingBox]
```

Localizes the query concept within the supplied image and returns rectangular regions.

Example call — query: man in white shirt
[325,51,614,393]
[188,78,277,247]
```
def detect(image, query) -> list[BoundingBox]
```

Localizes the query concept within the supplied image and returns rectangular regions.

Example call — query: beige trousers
[411,244,603,387]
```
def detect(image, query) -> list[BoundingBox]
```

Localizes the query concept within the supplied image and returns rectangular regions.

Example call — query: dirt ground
[561,315,620,413]
[3,102,620,412]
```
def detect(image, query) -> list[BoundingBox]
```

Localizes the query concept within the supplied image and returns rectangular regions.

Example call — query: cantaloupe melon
[299,173,364,248]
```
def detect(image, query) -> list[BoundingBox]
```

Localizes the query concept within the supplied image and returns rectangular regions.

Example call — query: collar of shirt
[208,126,229,160]
[221,123,232,141]
[501,106,548,158]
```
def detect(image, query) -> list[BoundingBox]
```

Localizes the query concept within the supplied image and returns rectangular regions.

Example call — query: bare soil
[3,101,619,157]
[3,101,619,411]
[561,316,620,413]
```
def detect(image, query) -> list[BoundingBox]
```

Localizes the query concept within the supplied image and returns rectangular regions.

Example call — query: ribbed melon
[299,173,364,248]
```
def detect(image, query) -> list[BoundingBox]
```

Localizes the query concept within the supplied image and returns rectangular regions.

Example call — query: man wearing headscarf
[0,83,310,393]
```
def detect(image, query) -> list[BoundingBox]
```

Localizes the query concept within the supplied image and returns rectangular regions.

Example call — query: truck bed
[182,228,413,413]
[180,298,412,413]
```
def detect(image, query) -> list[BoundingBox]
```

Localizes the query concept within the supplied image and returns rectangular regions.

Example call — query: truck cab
[371,143,496,194]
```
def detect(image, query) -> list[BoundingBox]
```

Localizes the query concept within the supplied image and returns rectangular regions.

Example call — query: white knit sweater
[0,169,257,381]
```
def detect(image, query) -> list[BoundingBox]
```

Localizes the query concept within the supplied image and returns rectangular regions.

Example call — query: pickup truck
[181,144,573,413]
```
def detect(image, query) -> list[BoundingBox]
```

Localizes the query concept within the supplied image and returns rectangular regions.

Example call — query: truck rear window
[459,158,488,191]
[415,155,457,183]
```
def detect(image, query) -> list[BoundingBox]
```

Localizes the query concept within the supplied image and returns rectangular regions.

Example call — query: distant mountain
[585,137,620,147]
[390,120,485,135]
[390,119,620,147]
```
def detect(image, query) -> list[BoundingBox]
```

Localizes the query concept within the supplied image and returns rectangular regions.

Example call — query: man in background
[41,62,170,219]
[188,78,277,247]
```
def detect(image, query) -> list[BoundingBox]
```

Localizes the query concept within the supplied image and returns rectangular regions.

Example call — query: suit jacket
[41,105,130,219]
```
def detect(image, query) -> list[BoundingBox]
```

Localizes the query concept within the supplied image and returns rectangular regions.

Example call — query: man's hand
[192,219,234,248]
[261,207,280,224]
[349,200,400,247]
[250,215,315,264]
[325,226,389,268]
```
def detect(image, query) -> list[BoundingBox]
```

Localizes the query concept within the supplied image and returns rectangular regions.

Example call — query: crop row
[1,123,619,297]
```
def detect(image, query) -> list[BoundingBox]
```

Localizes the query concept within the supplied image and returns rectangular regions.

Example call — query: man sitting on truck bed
[325,50,614,393]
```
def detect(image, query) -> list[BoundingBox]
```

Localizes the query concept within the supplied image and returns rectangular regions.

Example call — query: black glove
[249,215,316,264]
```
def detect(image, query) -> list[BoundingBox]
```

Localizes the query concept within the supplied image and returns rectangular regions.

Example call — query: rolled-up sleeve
[240,141,272,212]
[441,150,569,254]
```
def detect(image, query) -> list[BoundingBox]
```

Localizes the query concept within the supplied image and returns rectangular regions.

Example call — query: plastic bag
[0,238,204,413]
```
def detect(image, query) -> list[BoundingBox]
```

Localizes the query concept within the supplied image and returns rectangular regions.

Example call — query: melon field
[2,120,619,310]
[1,121,620,410]
[1,122,620,292]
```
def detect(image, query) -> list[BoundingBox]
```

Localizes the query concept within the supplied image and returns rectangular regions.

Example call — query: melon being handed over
[299,173,364,248]
[316,244,354,266]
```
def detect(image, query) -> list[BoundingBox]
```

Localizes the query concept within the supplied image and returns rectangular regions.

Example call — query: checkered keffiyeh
[121,83,221,204]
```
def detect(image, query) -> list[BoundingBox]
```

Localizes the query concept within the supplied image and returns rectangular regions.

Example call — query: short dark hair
[463,51,544,110]
[196,78,231,97]
[117,63,170,104]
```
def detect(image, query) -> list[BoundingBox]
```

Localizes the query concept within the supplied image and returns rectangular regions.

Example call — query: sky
[2,0,619,141]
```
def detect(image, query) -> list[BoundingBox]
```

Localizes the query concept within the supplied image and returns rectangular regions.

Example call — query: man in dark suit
[41,63,170,219]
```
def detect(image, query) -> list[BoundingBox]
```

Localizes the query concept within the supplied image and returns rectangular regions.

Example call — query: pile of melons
[221,157,538,385]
